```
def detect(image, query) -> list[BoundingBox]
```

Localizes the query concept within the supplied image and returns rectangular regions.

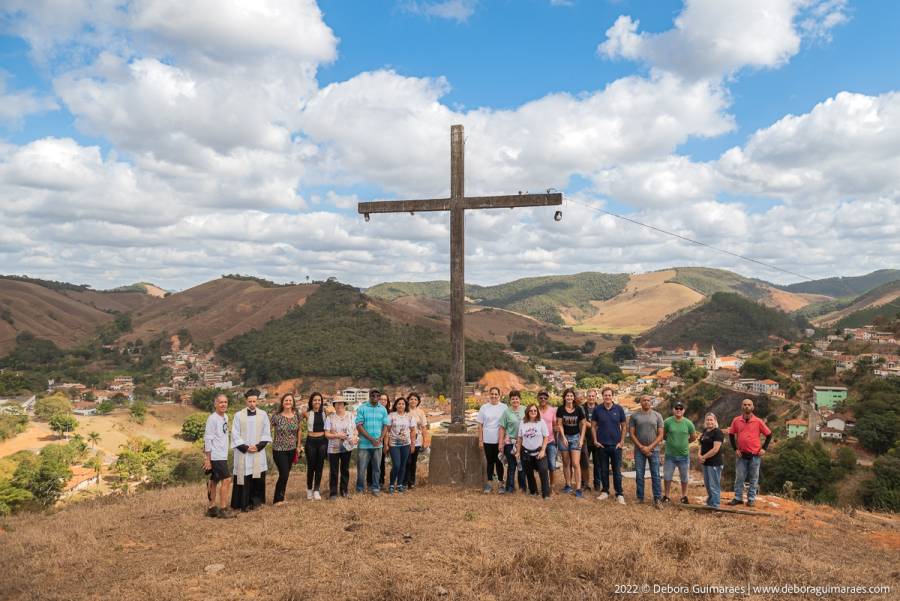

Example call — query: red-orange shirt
[729,414,771,455]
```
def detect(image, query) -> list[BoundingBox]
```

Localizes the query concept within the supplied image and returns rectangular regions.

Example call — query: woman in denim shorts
[556,388,587,498]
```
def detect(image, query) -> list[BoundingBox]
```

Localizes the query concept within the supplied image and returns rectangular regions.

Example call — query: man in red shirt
[728,398,772,507]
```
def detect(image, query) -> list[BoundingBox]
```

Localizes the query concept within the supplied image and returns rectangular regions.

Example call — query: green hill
[365,280,453,302]
[641,292,804,353]
[833,281,900,329]
[218,281,534,385]
[368,272,628,325]
[667,267,771,300]
[780,269,900,298]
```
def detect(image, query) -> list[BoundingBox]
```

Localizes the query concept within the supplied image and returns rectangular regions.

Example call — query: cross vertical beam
[448,125,466,432]
[358,125,561,434]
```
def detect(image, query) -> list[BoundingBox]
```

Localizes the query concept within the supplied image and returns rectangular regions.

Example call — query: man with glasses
[662,402,697,504]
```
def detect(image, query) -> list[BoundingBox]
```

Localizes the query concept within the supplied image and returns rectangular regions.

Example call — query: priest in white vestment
[231,389,273,511]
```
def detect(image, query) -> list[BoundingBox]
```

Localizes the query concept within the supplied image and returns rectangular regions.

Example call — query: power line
[565,197,817,282]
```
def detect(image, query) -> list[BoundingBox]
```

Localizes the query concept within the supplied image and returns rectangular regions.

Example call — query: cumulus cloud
[599,0,848,80]
[400,1,478,23]
[0,74,58,127]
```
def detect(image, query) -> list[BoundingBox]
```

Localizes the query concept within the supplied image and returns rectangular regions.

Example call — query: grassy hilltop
[2,477,898,601]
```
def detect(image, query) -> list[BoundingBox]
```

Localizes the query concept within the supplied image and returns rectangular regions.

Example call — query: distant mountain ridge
[778,269,900,297]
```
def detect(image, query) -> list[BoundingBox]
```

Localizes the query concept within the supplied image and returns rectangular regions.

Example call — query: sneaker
[388,485,395,494]
[747,500,755,507]
[597,492,609,501]
[680,496,689,505]
[562,485,573,494]
[216,508,237,519]
[483,483,492,494]
[313,491,322,501]
[661,496,671,503]
[583,485,592,492]
[575,489,583,499]
[616,495,626,505]
[306,489,313,500]
[653,499,661,510]
[206,507,219,518]
[399,485,406,493]
[372,489,380,497]
[728,498,743,506]
[498,487,506,495]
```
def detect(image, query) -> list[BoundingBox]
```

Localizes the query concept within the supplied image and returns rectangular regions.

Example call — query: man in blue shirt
[591,385,627,504]
[355,389,390,496]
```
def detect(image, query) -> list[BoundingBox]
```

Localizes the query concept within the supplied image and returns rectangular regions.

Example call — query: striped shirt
[355,403,390,449]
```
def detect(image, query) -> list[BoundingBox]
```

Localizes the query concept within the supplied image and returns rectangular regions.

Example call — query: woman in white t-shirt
[387,397,417,494]
[324,398,357,499]
[516,404,551,499]
[476,386,508,494]
[405,393,429,489]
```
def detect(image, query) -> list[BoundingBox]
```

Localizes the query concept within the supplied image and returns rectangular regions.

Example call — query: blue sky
[0,1,898,289]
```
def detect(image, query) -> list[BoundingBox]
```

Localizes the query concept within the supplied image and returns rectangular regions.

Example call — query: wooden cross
[359,125,562,432]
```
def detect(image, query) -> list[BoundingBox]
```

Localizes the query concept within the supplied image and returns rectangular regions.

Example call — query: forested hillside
[780,269,900,297]
[641,292,805,353]
[218,282,534,385]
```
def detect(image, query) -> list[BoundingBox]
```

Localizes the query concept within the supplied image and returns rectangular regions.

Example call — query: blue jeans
[633,447,661,502]
[734,455,761,502]
[596,446,623,496]
[389,444,410,488]
[703,464,723,507]
[545,442,558,471]
[562,433,581,451]
[664,455,690,483]
[356,447,383,492]
[503,443,526,491]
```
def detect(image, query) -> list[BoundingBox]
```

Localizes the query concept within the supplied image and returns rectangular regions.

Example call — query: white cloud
[401,1,478,23]
[599,0,848,80]
[0,74,58,127]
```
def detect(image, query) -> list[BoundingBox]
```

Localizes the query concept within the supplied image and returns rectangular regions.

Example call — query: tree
[762,438,838,503]
[612,343,637,363]
[0,480,32,515]
[96,400,114,415]
[181,414,207,442]
[49,413,78,439]
[85,455,103,488]
[860,452,900,512]
[855,413,899,455]
[34,394,72,421]
[740,355,777,380]
[130,400,147,424]
[835,446,857,474]
[87,431,101,449]
[577,376,608,390]
[580,340,596,354]
[12,447,72,507]
[191,388,236,412]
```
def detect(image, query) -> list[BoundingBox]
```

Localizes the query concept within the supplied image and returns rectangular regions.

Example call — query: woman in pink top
[537,390,558,491]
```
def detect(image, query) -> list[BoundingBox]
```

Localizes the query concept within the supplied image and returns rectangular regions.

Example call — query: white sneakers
[313,491,322,501]
[597,492,609,501]
[306,489,313,500]
[616,495,626,505]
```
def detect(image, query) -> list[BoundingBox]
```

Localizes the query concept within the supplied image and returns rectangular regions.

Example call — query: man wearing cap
[591,385,627,504]
[728,398,772,508]
[662,402,696,504]
[628,395,664,507]
[355,389,390,496]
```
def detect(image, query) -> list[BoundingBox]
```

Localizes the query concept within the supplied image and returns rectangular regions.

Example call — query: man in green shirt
[498,390,527,494]
[662,402,697,504]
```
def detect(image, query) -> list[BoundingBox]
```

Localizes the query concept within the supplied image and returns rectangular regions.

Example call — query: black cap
[673,402,685,409]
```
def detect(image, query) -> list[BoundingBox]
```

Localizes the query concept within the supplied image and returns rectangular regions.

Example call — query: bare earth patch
[1,475,897,601]
[579,270,704,334]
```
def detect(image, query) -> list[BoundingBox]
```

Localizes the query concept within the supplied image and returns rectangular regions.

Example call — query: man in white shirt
[203,393,234,518]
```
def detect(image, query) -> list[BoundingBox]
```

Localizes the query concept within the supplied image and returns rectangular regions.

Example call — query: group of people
[201,388,430,517]
[476,386,772,509]
[202,385,773,518]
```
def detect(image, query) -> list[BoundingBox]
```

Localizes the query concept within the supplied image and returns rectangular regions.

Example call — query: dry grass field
[577,271,704,335]
[2,473,898,601]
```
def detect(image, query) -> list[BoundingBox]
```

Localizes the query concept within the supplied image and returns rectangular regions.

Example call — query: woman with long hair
[698,412,725,508]
[477,386,508,494]
[516,403,551,499]
[304,392,328,501]
[270,393,301,505]
[556,387,586,498]
[325,397,357,499]
[405,392,428,489]
[387,397,417,493]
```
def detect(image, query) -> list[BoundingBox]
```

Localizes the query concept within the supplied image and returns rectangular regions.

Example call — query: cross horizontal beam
[357,192,562,215]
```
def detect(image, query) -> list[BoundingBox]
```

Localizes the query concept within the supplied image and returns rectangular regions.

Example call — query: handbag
[292,448,300,464]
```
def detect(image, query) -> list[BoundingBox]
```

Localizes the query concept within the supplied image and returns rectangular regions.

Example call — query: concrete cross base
[427,432,485,487]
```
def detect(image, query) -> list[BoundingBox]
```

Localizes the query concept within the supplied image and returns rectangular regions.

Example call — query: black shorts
[207,460,229,482]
